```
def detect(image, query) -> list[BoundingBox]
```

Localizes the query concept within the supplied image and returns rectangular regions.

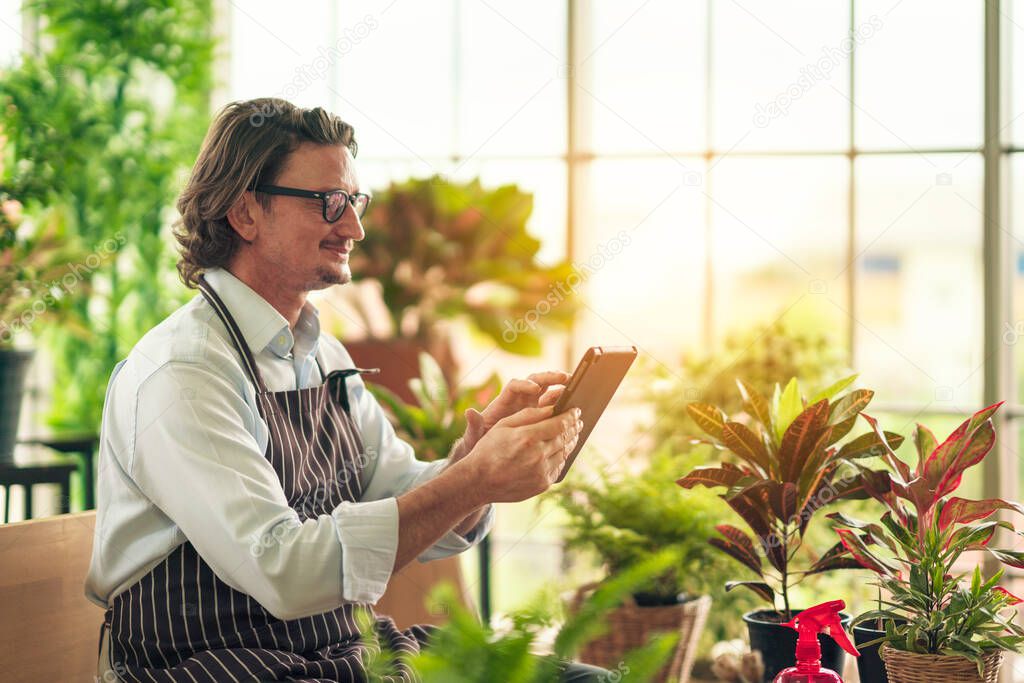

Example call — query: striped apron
[100,275,433,682]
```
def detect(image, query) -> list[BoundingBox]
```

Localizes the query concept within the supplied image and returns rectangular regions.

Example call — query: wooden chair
[0,511,103,682]
[0,511,475,682]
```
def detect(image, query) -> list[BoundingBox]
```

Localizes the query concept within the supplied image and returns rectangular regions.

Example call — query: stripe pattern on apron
[104,275,432,683]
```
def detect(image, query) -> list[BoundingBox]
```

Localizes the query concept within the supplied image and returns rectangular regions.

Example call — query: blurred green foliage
[641,320,846,455]
[351,175,580,356]
[551,321,856,655]
[0,0,214,430]
[368,351,501,462]
[406,550,682,682]
[549,443,758,652]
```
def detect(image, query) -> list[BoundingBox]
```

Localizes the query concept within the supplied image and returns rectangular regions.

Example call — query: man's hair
[173,97,358,288]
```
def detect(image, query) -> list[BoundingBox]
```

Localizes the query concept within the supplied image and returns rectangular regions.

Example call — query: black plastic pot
[853,622,889,683]
[744,609,852,682]
[0,348,33,463]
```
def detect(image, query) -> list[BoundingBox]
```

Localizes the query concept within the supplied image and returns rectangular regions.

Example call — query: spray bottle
[773,599,859,683]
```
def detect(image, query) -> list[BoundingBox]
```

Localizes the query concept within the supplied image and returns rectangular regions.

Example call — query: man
[85,98,606,682]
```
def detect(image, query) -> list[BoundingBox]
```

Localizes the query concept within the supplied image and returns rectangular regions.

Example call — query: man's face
[251,142,365,292]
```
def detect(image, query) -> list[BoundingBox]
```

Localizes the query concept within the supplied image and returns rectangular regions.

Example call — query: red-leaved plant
[831,402,1024,674]
[677,376,899,618]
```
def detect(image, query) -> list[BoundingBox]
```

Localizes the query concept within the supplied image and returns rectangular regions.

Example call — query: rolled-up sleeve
[128,358,400,619]
[347,372,494,562]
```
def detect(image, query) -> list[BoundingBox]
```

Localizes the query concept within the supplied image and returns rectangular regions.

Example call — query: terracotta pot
[343,339,424,404]
[344,338,472,627]
[375,557,474,629]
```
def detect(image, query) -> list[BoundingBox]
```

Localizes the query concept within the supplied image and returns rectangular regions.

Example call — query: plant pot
[344,338,458,405]
[344,338,472,628]
[854,622,889,683]
[374,556,472,629]
[744,609,852,682]
[0,348,33,463]
[570,584,711,683]
[880,643,1003,683]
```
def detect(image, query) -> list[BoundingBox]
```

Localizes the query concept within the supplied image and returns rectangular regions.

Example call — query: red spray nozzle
[782,600,860,663]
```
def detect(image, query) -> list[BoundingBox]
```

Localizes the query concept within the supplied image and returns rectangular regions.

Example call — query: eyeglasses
[250,184,372,222]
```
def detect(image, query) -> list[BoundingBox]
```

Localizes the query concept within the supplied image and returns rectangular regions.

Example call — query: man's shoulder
[114,293,247,395]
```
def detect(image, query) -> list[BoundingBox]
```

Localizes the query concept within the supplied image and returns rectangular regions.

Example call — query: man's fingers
[497,405,557,428]
[526,370,571,388]
[537,386,564,408]
[540,430,579,462]
[505,378,542,397]
[521,409,582,441]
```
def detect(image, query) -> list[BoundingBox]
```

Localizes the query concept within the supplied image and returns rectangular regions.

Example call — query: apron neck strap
[197,274,269,393]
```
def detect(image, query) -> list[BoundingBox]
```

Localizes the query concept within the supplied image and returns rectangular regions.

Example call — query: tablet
[553,345,638,482]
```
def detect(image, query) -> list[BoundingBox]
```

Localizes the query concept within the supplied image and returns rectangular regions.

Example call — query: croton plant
[677,376,901,618]
[831,402,1024,672]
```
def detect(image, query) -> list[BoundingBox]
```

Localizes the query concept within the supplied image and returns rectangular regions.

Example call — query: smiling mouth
[321,244,351,257]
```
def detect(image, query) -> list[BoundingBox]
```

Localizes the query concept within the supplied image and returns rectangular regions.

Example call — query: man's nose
[335,209,365,241]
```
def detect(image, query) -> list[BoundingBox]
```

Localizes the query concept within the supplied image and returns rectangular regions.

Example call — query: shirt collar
[203,267,321,359]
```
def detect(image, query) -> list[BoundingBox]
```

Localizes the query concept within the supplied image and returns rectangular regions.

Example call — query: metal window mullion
[982,0,1009,579]
[703,0,714,351]
[848,0,857,369]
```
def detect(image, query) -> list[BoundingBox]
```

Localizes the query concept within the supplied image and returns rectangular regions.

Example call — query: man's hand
[454,370,570,461]
[459,405,583,503]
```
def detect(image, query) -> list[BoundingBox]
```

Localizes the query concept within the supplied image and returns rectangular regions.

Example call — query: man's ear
[225,192,261,242]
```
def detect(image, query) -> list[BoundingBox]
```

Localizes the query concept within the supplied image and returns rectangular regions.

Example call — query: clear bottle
[773,599,859,683]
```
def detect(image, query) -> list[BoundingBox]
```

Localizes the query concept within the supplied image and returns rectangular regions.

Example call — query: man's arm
[445,437,489,537]
[393,405,583,572]
[393,457,488,571]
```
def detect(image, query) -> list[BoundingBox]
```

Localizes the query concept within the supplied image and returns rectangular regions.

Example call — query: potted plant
[404,549,685,682]
[638,321,853,677]
[1,3,213,434]
[0,188,83,462]
[643,320,847,457]
[327,175,580,399]
[367,351,501,629]
[677,376,902,681]
[549,444,729,682]
[830,402,1024,682]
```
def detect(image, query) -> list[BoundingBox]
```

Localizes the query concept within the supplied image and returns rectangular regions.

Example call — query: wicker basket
[569,583,711,683]
[880,643,1003,683]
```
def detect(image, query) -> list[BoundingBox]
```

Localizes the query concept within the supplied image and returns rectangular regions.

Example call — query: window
[68,0,1024,619]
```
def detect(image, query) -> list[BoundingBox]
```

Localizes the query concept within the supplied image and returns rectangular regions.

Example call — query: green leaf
[675,466,750,490]
[828,388,874,426]
[775,377,803,440]
[686,403,728,441]
[721,421,771,474]
[711,525,763,576]
[939,497,1024,531]
[912,423,938,476]
[725,581,776,604]
[737,378,773,433]
[986,548,1024,569]
[779,399,830,483]
[617,632,679,682]
[808,374,859,405]
[835,430,906,461]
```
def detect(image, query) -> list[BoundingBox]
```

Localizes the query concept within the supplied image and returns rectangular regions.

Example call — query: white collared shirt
[85,267,493,620]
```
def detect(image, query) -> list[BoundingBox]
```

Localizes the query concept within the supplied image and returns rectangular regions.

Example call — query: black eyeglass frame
[249,184,372,222]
